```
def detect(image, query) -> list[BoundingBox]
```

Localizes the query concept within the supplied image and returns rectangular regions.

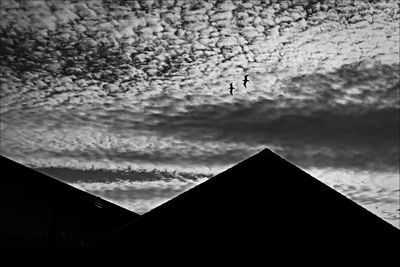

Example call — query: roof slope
[98,148,399,251]
[0,155,140,246]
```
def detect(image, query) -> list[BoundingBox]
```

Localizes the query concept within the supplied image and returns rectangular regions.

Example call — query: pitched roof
[98,148,399,251]
[0,155,140,246]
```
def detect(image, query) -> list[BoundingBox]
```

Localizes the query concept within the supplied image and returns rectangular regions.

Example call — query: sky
[0,0,399,227]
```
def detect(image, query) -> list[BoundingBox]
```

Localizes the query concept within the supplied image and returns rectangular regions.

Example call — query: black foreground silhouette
[1,149,398,254]
[97,148,399,252]
[0,155,139,246]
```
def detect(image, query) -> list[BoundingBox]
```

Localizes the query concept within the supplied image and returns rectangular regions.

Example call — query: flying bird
[243,75,249,88]
[229,82,235,96]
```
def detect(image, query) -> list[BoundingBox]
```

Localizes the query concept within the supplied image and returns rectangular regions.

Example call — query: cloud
[306,167,399,228]
[35,166,213,183]
[0,0,399,225]
[68,178,209,214]
[1,0,399,96]
[153,104,399,171]
[1,102,398,174]
[1,60,398,174]
[0,122,265,173]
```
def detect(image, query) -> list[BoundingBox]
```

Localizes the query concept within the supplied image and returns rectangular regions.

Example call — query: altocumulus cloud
[0,0,399,224]
[1,63,398,172]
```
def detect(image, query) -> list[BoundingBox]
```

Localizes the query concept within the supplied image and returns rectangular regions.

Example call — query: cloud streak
[2,92,398,172]
[69,178,209,214]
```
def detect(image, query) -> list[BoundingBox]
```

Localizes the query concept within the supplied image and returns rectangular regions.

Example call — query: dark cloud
[145,103,399,170]
[35,166,212,184]
[5,101,397,172]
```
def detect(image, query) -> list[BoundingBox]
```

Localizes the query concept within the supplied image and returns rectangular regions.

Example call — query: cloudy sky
[0,0,399,227]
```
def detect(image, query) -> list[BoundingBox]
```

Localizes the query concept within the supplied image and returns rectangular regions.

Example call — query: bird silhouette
[229,82,235,96]
[243,75,249,88]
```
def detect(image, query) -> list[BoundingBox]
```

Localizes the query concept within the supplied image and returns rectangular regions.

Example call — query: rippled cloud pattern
[0,0,399,227]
